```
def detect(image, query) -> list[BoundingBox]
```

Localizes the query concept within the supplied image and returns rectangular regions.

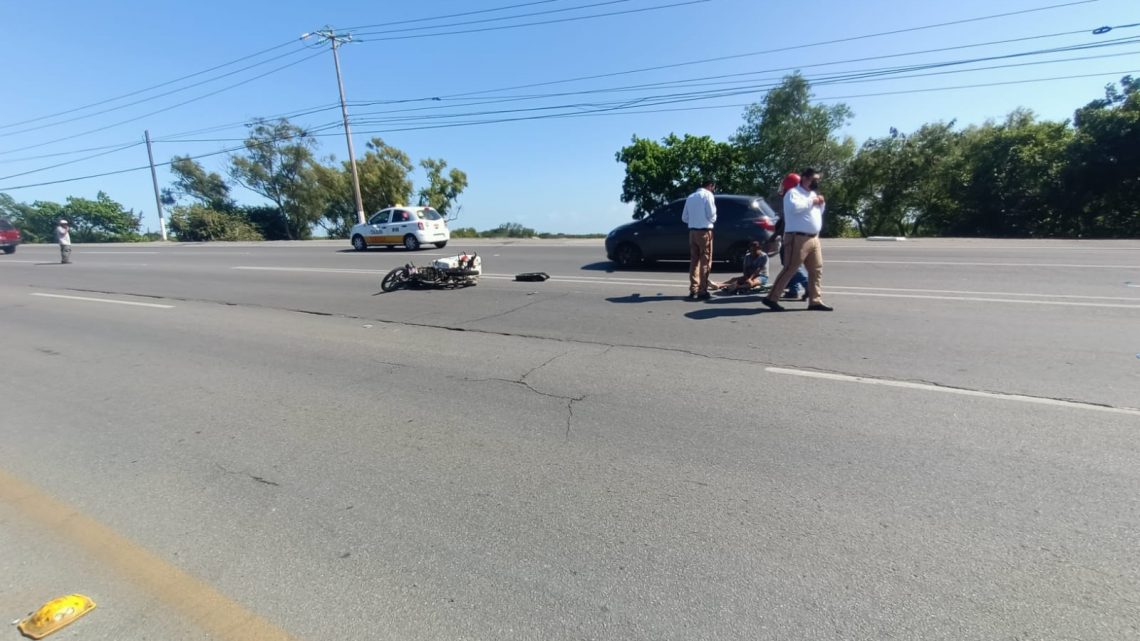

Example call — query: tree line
[0,117,469,242]
[616,74,1139,238]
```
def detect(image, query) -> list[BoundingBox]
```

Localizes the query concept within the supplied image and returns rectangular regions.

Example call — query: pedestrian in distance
[682,179,717,300]
[55,219,72,264]
[762,169,833,312]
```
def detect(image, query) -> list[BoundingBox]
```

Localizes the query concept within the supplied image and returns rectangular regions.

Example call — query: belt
[689,227,713,231]
[787,231,818,238]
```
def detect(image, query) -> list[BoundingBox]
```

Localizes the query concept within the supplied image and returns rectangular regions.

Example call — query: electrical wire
[422,0,1109,100]
[0,51,326,158]
[352,0,639,37]
[0,46,316,137]
[0,39,301,130]
[353,0,711,40]
[342,0,575,30]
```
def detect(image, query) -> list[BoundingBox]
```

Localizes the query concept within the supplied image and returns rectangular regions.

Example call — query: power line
[0,47,315,137]
[0,39,301,131]
[341,47,1140,127]
[354,0,639,36]
[3,68,1134,192]
[353,0,712,40]
[0,142,145,182]
[342,0,575,30]
[342,31,1140,118]
[0,51,326,158]
[423,0,1107,99]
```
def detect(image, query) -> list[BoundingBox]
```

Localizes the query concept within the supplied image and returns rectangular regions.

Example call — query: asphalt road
[1,238,1138,640]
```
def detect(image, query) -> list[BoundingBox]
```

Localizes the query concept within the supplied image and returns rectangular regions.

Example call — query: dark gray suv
[605,195,778,268]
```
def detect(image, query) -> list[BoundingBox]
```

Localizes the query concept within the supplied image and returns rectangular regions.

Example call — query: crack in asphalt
[465,292,569,324]
[43,285,1140,414]
[214,462,281,488]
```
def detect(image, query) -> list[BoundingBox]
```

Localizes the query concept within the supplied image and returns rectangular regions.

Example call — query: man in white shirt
[681,179,717,300]
[55,219,72,264]
[762,169,833,311]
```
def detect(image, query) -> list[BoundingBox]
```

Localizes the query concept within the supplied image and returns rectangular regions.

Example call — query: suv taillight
[756,217,775,231]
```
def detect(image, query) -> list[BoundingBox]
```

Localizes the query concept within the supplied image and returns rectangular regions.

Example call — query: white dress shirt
[681,188,716,229]
[55,226,71,246]
[782,185,825,235]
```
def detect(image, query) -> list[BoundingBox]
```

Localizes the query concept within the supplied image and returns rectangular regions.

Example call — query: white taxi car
[350,206,449,251]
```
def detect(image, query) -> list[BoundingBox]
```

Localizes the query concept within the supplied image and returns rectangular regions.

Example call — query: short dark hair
[801,168,819,180]
[702,178,716,188]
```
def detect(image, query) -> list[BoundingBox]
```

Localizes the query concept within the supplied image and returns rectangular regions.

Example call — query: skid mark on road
[0,468,301,641]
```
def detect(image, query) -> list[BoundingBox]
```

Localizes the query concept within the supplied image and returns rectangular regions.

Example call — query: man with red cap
[762,168,833,312]
[775,173,809,300]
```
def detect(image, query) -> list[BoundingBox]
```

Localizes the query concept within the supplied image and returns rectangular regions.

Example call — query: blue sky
[1,0,1137,235]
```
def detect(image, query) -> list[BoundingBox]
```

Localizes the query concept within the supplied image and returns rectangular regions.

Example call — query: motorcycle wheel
[381,268,408,292]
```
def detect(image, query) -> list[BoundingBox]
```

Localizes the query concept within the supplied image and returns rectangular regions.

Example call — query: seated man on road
[719,241,771,294]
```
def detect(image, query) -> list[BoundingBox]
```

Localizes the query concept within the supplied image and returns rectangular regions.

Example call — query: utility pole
[144,129,168,241]
[303,28,366,226]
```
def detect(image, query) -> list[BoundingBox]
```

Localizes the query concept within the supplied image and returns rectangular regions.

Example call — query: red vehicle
[0,218,20,254]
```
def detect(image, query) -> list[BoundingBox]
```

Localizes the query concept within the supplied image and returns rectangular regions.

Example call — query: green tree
[835,123,961,236]
[1064,75,1140,238]
[950,110,1072,237]
[229,118,321,240]
[417,158,468,216]
[315,138,415,238]
[59,192,142,242]
[732,73,855,197]
[164,156,235,212]
[615,133,740,218]
[483,222,536,238]
[168,205,264,241]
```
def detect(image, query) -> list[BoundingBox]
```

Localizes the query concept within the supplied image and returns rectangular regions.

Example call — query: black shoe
[761,298,785,312]
[696,291,712,301]
[801,293,808,301]
[807,303,834,311]
[687,292,698,301]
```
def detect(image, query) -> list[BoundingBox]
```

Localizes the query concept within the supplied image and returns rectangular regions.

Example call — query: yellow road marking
[0,468,301,641]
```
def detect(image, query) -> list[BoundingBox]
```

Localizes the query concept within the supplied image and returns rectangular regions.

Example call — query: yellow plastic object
[17,594,95,639]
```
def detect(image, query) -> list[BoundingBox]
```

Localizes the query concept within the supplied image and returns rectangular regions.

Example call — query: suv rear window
[0,219,13,231]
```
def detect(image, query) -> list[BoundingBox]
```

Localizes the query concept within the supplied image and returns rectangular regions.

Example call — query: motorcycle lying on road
[380,252,482,292]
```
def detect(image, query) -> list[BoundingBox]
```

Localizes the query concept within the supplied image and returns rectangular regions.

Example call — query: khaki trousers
[767,233,823,305]
[688,229,713,295]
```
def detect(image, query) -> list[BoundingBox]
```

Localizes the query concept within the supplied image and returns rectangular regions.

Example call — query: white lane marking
[828,285,1140,302]
[825,291,1140,309]
[76,251,161,254]
[234,266,382,275]
[765,367,1140,417]
[828,260,1139,269]
[0,260,39,264]
[31,293,173,309]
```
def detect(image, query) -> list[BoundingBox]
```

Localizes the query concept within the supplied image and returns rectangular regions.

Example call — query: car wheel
[613,243,642,268]
[434,241,448,249]
[1,246,14,254]
[404,235,420,251]
[351,235,367,251]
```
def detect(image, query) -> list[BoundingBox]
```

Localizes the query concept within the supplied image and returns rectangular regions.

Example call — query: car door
[385,210,413,243]
[366,211,390,245]
[639,200,687,260]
